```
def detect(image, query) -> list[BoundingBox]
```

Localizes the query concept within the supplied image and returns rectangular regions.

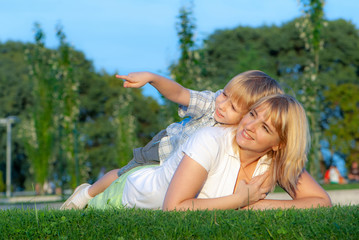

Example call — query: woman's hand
[242,170,332,210]
[234,172,269,207]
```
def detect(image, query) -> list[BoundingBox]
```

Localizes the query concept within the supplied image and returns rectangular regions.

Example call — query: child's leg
[60,169,120,210]
[88,129,167,196]
[88,169,120,197]
[60,130,166,210]
[117,129,167,176]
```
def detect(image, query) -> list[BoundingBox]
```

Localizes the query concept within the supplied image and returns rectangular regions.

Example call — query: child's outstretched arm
[116,72,190,106]
[163,154,268,211]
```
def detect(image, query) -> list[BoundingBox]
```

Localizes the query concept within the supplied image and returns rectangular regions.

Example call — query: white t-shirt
[159,90,221,163]
[122,127,271,209]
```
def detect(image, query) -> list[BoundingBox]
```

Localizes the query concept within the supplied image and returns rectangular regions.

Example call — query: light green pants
[87,165,156,210]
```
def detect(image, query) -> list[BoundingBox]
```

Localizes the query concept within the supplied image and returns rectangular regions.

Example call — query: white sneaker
[60,183,91,210]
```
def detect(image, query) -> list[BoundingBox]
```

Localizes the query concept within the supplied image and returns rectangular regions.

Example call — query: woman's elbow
[321,193,333,207]
[312,192,332,208]
[162,200,177,211]
[162,204,172,211]
[163,199,189,211]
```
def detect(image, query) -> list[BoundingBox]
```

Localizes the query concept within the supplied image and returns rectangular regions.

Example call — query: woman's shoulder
[193,126,233,142]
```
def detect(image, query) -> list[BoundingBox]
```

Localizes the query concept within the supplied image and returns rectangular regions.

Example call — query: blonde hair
[249,94,310,196]
[224,70,284,117]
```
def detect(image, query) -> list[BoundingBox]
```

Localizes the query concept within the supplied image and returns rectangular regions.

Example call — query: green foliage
[171,2,218,92]
[167,3,198,124]
[201,25,287,87]
[169,2,215,123]
[0,41,33,189]
[19,23,57,187]
[0,171,4,192]
[324,83,359,166]
[175,3,196,84]
[177,17,359,178]
[110,78,139,167]
[319,19,359,168]
[53,25,81,188]
[296,0,325,178]
[17,23,86,190]
[0,206,358,239]
[0,42,32,116]
[1,6,358,190]
[0,36,163,190]
[79,72,163,175]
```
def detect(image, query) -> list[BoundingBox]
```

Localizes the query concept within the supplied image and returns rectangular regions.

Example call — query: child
[60,70,283,210]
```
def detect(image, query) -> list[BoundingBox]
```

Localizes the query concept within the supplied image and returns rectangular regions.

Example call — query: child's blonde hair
[250,94,310,196]
[224,70,284,116]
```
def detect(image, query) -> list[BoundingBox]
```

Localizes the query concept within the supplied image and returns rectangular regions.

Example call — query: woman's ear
[272,145,279,152]
[272,143,283,152]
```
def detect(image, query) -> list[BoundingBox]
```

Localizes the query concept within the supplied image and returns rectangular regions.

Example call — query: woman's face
[236,106,281,155]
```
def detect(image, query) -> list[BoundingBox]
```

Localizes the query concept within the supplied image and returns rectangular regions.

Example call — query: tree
[322,20,359,168]
[296,0,325,178]
[0,41,33,190]
[167,2,198,123]
[170,17,359,178]
[324,84,359,165]
[2,11,358,190]
[53,25,82,188]
[167,2,216,125]
[19,24,57,192]
[0,36,163,191]
[112,90,138,167]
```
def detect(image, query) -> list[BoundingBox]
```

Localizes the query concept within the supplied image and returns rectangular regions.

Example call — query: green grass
[320,182,359,191]
[274,182,359,192]
[0,206,358,239]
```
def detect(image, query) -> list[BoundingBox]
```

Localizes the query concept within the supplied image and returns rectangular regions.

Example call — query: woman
[88,94,331,210]
[163,94,331,210]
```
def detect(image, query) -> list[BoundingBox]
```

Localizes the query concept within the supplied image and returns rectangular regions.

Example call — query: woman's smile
[241,129,254,140]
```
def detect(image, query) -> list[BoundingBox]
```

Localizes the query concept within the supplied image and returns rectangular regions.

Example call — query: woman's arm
[244,170,332,210]
[163,154,267,211]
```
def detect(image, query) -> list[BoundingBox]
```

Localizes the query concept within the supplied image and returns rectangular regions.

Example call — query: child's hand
[115,72,153,88]
[234,172,269,207]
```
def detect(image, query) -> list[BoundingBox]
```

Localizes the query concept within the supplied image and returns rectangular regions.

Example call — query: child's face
[235,106,280,155]
[214,91,243,125]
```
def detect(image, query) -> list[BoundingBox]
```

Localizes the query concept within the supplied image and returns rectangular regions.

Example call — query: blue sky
[1,0,358,98]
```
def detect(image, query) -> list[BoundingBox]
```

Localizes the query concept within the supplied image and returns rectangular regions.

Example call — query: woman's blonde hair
[249,94,310,196]
[224,70,284,117]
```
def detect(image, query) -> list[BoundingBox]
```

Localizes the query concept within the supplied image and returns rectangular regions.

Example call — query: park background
[0,0,358,194]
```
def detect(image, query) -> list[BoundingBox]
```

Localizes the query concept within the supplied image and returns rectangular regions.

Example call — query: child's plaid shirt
[158,89,222,164]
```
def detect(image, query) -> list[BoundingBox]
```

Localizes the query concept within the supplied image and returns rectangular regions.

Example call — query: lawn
[0,206,358,239]
[274,182,359,192]
[0,183,358,239]
[320,182,359,191]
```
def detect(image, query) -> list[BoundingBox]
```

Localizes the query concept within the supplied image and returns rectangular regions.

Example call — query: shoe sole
[60,183,91,210]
